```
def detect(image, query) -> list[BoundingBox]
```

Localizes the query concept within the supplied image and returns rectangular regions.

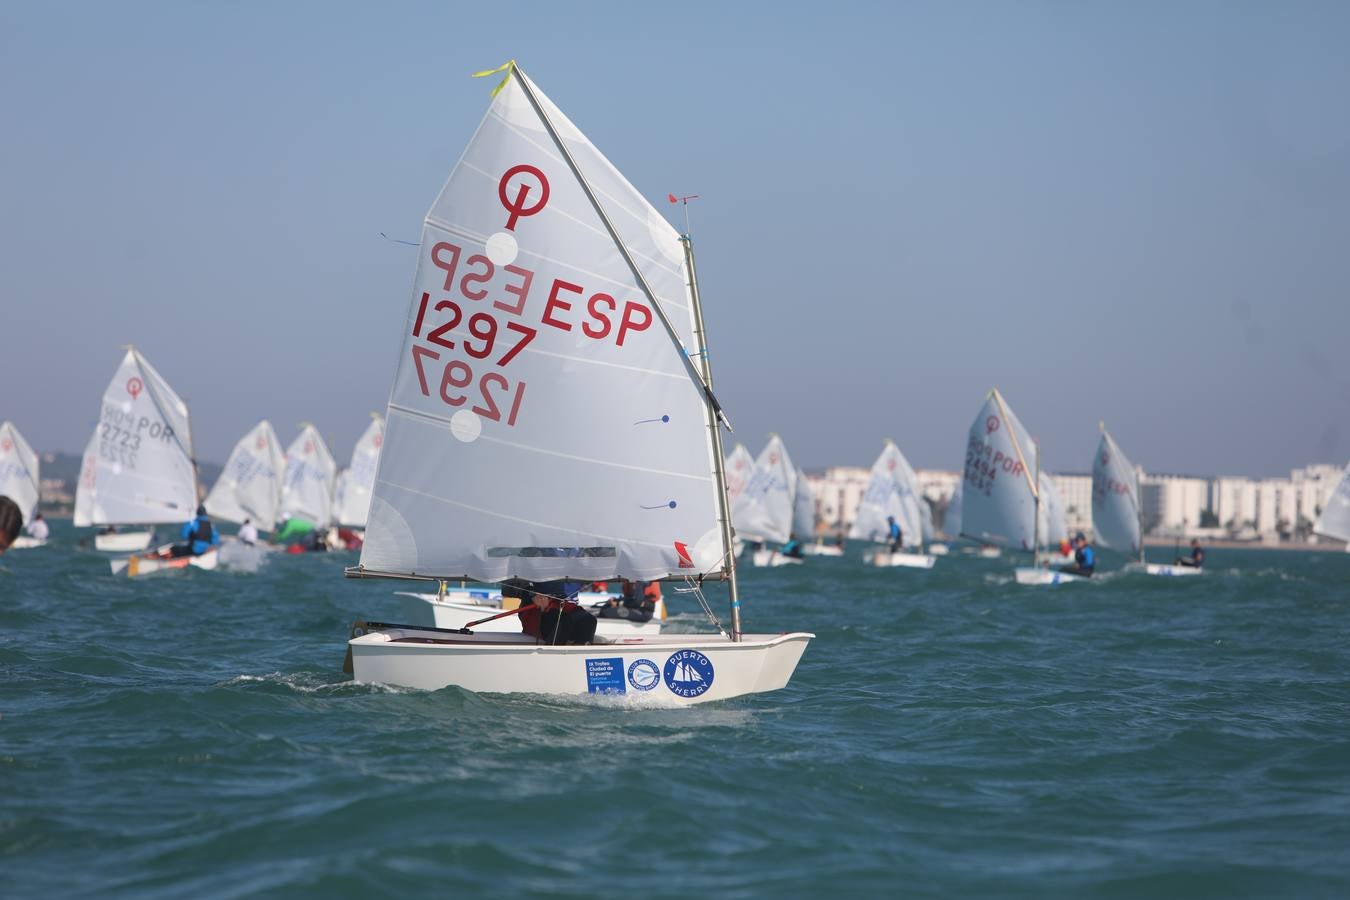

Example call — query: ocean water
[3,522,1349,898]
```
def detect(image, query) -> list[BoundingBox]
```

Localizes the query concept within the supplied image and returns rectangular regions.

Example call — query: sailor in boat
[0,495,21,553]
[504,581,598,645]
[1175,539,1205,569]
[167,506,220,558]
[887,516,903,553]
[780,533,805,559]
[25,512,49,542]
[1057,533,1096,578]
[237,517,259,546]
[598,580,657,624]
[99,524,119,535]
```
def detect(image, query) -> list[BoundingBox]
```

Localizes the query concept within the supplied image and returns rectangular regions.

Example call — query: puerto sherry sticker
[663,649,714,698]
[627,659,660,692]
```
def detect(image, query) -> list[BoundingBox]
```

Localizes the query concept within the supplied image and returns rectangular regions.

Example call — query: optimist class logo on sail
[403,162,656,440]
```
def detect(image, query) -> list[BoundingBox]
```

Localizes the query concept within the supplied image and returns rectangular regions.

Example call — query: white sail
[725,443,754,506]
[73,433,98,527]
[1314,462,1350,543]
[792,466,816,540]
[280,425,337,526]
[732,435,798,545]
[1038,475,1068,547]
[205,420,285,529]
[848,440,923,549]
[918,494,935,544]
[960,389,1039,551]
[358,70,723,582]
[1092,426,1142,554]
[944,480,962,537]
[0,422,40,524]
[333,415,384,527]
[72,348,197,526]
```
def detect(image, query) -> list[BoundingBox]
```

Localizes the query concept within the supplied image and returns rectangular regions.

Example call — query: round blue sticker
[663,649,714,698]
[627,659,660,692]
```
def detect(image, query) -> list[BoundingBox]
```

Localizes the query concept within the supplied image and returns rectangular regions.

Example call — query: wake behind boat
[342,62,811,702]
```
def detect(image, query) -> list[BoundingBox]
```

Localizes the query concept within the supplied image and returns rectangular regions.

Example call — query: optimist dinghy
[342,62,812,703]
[734,435,805,567]
[75,348,200,558]
[961,390,1087,586]
[851,440,937,569]
[110,545,219,576]
[0,422,45,549]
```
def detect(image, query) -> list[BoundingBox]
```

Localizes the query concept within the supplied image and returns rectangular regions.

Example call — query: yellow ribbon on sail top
[471,59,516,97]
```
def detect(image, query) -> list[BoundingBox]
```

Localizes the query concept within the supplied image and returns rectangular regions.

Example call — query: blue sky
[3,1,1348,476]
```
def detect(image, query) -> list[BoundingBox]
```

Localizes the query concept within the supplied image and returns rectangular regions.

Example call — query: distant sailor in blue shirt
[1059,532,1095,577]
[886,515,903,552]
[172,505,220,557]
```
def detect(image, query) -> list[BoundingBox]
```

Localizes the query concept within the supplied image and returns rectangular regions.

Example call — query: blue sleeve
[181,521,193,540]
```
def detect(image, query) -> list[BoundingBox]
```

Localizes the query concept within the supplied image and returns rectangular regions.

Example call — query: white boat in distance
[851,440,937,569]
[75,348,199,556]
[735,435,804,567]
[960,389,1086,586]
[343,62,812,703]
[0,422,45,549]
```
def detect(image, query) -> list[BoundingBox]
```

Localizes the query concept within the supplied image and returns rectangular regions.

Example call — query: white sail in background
[73,434,98,527]
[944,480,963,537]
[792,466,816,540]
[333,415,384,527]
[205,420,285,529]
[358,70,724,582]
[960,389,1039,551]
[0,422,40,524]
[280,425,337,526]
[1314,462,1350,543]
[1038,475,1068,546]
[1092,425,1142,554]
[725,443,754,507]
[918,494,935,544]
[848,440,923,549]
[732,435,798,545]
[72,348,197,526]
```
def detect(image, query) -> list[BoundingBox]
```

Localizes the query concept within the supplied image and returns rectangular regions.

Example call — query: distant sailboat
[724,443,753,506]
[205,420,286,532]
[333,413,384,530]
[960,389,1084,585]
[734,434,803,567]
[1093,424,1201,576]
[1314,461,1350,551]
[75,348,201,557]
[849,440,936,569]
[796,466,842,557]
[0,422,43,549]
[278,424,337,535]
[342,62,811,702]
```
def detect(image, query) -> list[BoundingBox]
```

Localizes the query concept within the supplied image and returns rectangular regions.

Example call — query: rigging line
[380,232,421,247]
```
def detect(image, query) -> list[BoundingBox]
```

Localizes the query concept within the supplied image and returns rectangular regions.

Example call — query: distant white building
[1141,474,1210,534]
[1050,474,1093,537]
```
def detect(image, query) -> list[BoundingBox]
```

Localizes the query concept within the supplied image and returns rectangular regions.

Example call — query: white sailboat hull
[1143,563,1204,577]
[928,543,949,556]
[110,546,219,577]
[347,628,814,704]
[1014,567,1088,585]
[863,550,937,569]
[95,530,156,552]
[750,549,803,567]
[800,542,844,557]
[973,546,1002,559]
[397,592,662,636]
[9,536,47,550]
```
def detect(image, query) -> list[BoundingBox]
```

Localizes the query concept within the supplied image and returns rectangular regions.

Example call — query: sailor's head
[243,518,251,525]
[886,516,895,524]
[197,505,208,518]
[1075,532,1087,545]
[0,495,21,554]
